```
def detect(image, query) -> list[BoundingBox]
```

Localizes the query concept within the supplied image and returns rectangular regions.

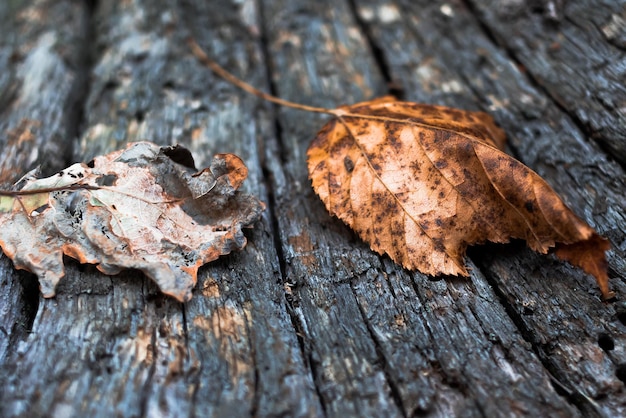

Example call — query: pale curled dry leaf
[307,97,613,298]
[0,142,265,302]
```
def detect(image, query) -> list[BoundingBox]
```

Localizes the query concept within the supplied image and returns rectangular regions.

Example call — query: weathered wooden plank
[165,1,322,415]
[0,0,90,369]
[351,0,626,415]
[257,1,405,415]
[1,0,319,416]
[0,0,89,182]
[469,0,626,165]
[260,0,584,416]
[1,0,624,417]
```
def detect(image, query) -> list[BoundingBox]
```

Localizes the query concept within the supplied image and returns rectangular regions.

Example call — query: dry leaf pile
[0,142,264,302]
[307,97,612,298]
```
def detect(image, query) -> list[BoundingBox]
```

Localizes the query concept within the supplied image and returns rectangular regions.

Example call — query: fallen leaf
[307,97,613,299]
[0,142,265,302]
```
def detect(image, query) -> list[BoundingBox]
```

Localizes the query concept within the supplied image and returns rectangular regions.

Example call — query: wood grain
[1,0,624,417]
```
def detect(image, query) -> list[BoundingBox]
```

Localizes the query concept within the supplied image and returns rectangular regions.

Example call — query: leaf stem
[0,184,101,196]
[187,38,337,116]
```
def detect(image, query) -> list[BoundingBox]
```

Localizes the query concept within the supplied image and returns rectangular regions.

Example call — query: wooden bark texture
[0,0,625,417]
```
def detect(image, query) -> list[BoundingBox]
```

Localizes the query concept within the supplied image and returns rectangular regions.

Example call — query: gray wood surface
[1,0,625,417]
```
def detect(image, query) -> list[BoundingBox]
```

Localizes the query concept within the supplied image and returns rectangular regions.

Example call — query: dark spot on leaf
[344,156,354,173]
[525,201,534,213]
[434,130,451,144]
[409,160,421,174]
[95,174,118,186]
[482,157,499,173]
[315,160,326,172]
[449,109,463,122]
[432,238,445,252]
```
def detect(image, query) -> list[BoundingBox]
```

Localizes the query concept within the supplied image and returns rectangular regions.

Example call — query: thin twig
[187,38,337,116]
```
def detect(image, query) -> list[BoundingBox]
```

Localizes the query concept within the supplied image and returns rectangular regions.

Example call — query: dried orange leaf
[0,142,265,302]
[307,97,612,298]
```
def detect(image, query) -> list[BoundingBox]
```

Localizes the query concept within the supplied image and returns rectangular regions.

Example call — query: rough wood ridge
[0,0,625,417]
